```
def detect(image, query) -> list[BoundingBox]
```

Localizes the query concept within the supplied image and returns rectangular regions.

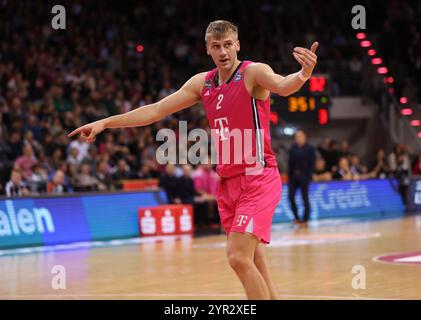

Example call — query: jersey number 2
[216,94,224,110]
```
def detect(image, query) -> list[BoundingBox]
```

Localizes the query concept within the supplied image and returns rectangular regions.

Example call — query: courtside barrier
[274,178,404,223]
[0,179,404,249]
[0,190,167,249]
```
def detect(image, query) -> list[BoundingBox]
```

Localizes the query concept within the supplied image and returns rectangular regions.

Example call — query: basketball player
[68,20,318,300]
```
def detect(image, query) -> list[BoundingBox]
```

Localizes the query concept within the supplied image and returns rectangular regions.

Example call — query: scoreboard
[271,74,331,125]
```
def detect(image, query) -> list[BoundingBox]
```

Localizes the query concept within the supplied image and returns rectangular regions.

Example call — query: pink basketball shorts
[216,166,282,244]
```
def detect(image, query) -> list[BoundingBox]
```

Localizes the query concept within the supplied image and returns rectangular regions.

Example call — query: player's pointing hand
[293,41,319,78]
[67,119,106,143]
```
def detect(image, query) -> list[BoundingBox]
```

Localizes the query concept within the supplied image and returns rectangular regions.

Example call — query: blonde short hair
[205,20,238,42]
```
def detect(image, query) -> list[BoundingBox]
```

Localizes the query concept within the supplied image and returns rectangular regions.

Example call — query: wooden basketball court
[1,214,420,300]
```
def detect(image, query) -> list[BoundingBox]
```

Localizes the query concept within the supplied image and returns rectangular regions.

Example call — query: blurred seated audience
[5,169,30,197]
[29,164,48,194]
[177,164,197,204]
[332,157,359,181]
[14,144,37,181]
[312,158,332,182]
[371,148,391,178]
[159,164,182,204]
[50,170,72,194]
[95,160,113,191]
[74,163,100,192]
[192,161,219,230]
[111,159,134,189]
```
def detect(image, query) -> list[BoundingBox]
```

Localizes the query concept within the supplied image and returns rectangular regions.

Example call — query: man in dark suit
[288,130,316,225]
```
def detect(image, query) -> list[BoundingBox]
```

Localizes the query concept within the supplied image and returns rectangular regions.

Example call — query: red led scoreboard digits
[272,74,331,125]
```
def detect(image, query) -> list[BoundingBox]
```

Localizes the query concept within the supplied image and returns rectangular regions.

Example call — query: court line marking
[0,293,401,300]
[372,250,421,266]
[0,235,193,257]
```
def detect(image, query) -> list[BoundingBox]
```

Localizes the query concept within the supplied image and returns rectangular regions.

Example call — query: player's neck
[217,60,241,84]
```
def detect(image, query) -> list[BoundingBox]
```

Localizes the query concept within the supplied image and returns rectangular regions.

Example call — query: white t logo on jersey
[214,117,229,141]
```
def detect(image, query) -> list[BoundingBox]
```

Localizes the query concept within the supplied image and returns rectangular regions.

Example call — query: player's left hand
[293,42,319,78]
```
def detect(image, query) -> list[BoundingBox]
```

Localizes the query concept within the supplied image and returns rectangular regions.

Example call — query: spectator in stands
[14,144,37,181]
[193,160,219,229]
[74,163,100,192]
[51,147,64,171]
[193,161,218,199]
[312,158,332,182]
[332,157,359,181]
[95,160,113,191]
[178,164,197,205]
[68,135,90,163]
[67,163,79,188]
[371,148,391,178]
[158,80,176,100]
[339,140,351,159]
[0,146,12,185]
[137,161,160,179]
[411,154,421,175]
[318,138,331,163]
[349,154,368,176]
[159,164,182,204]
[6,131,23,162]
[50,170,70,194]
[23,130,42,156]
[5,169,30,197]
[29,164,48,194]
[288,130,316,225]
[83,145,99,172]
[388,144,410,174]
[111,159,133,189]
[324,140,340,172]
[67,147,82,167]
[395,154,411,205]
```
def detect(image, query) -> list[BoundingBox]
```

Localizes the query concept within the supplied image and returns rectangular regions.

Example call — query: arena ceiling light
[377,67,388,75]
[401,108,413,116]
[368,49,376,56]
[360,40,371,48]
[356,32,366,40]
[372,58,383,65]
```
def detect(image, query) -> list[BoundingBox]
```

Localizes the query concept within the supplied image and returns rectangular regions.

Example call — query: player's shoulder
[184,72,207,90]
[189,72,208,83]
[244,62,273,74]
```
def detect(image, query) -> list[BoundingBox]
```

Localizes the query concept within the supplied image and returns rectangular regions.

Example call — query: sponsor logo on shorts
[236,215,248,227]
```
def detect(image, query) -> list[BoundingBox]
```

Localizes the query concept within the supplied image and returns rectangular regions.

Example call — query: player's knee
[227,251,252,272]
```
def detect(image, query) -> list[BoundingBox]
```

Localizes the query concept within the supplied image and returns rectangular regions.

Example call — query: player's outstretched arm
[67,73,206,143]
[251,42,318,97]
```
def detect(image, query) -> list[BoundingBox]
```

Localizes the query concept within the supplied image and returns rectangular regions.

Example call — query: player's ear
[236,40,240,52]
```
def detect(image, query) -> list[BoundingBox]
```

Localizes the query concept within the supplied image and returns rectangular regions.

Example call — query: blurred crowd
[310,138,414,204]
[0,0,420,207]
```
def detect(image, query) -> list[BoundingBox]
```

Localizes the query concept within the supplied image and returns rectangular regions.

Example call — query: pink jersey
[201,60,277,178]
